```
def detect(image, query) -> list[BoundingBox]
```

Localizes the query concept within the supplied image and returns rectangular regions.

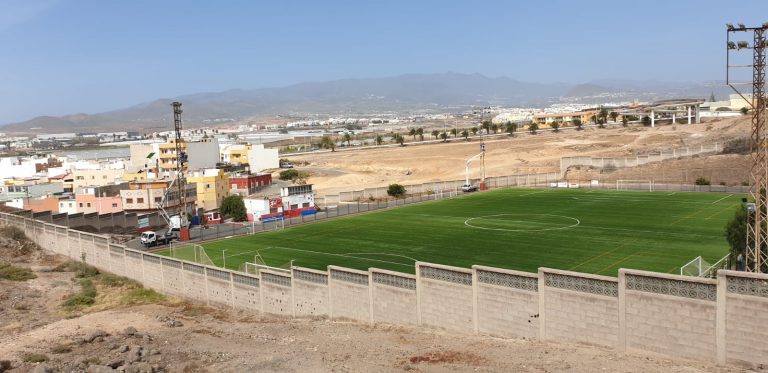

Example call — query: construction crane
[154,103,188,231]
[463,142,485,192]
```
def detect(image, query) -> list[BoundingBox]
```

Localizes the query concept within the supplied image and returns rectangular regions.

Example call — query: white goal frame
[616,179,654,192]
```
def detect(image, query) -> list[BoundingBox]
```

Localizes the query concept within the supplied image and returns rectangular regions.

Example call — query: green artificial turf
[158,188,743,277]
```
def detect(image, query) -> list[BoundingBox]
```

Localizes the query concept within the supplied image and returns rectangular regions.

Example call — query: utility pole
[727,23,768,272]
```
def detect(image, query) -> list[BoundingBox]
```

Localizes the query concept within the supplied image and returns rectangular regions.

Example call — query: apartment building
[187,168,229,211]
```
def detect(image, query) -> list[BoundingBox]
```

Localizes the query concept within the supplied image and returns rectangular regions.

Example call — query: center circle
[464,213,580,232]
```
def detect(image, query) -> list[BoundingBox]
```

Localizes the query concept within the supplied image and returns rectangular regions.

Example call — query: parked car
[462,183,479,192]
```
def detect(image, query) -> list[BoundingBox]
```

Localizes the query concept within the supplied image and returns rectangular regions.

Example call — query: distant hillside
[0,72,734,134]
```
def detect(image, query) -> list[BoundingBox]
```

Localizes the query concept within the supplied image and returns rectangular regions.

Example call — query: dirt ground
[0,229,759,373]
[287,117,751,196]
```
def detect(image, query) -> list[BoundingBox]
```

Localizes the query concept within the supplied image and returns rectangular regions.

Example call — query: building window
[79,203,83,207]
[102,175,107,179]
[69,203,73,207]
[126,198,133,204]
[87,203,91,207]
[112,203,118,208]
[302,202,310,208]
[154,197,161,203]
[137,198,144,203]
[76,176,85,180]
[91,176,95,179]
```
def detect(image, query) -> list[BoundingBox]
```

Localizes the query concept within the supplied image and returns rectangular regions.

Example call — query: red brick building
[228,173,272,196]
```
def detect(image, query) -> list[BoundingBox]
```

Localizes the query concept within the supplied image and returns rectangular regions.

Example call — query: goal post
[616,179,654,192]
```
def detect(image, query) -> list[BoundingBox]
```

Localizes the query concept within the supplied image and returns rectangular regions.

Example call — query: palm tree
[461,129,469,140]
[591,115,598,125]
[481,120,491,134]
[470,127,479,136]
[431,130,440,140]
[408,128,417,140]
[319,135,336,152]
[439,132,448,142]
[529,121,539,134]
[342,133,352,146]
[641,116,652,126]
[491,123,499,133]
[599,107,609,124]
[609,112,619,123]
[573,118,583,130]
[450,128,458,138]
[550,121,560,133]
[416,128,424,141]
[621,116,628,127]
[506,121,517,136]
[396,134,405,146]
[375,135,383,145]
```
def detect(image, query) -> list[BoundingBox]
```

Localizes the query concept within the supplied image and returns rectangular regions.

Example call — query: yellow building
[533,110,600,125]
[186,168,229,211]
[219,144,252,165]
[158,139,187,172]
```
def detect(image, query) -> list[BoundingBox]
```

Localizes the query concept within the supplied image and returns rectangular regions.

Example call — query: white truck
[140,231,176,247]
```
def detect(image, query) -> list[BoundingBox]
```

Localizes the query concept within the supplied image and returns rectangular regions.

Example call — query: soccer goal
[237,250,292,275]
[680,254,729,278]
[170,243,214,266]
[616,179,654,192]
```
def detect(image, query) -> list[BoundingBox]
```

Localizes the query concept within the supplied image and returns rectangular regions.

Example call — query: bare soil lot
[286,118,750,195]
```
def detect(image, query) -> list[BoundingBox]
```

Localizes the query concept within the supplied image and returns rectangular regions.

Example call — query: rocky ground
[0,227,761,372]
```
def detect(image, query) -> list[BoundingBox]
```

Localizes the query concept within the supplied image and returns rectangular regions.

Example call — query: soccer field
[158,188,743,276]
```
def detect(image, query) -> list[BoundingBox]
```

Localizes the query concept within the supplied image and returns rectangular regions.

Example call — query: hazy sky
[1,0,766,123]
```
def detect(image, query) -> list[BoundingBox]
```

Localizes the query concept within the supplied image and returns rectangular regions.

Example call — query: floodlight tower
[172,102,188,228]
[727,23,768,273]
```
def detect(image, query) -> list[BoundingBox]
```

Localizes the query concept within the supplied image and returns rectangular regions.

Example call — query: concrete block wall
[108,245,126,277]
[416,263,474,332]
[622,269,717,360]
[260,269,293,316]
[292,267,329,317]
[473,265,539,338]
[328,266,371,321]
[123,250,144,282]
[540,268,620,348]
[370,268,418,325]
[6,212,768,369]
[181,263,208,302]
[720,270,768,366]
[232,273,261,311]
[140,254,164,292]
[206,268,233,308]
[160,258,184,297]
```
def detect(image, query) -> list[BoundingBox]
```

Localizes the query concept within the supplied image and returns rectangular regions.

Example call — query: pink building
[74,194,123,214]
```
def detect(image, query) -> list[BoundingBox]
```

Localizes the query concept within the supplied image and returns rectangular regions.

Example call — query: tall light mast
[727,23,768,272]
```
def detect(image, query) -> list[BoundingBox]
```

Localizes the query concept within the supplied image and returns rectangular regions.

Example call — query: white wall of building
[187,138,220,170]
[58,200,78,214]
[247,144,279,173]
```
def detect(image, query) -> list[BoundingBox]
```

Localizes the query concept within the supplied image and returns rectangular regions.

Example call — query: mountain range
[1,73,733,134]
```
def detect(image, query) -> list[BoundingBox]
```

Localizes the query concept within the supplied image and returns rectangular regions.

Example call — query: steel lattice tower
[727,23,768,272]
[172,102,187,226]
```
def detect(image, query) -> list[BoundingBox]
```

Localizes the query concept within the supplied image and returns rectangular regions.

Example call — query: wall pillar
[688,106,692,124]
[695,104,701,124]
[651,110,655,127]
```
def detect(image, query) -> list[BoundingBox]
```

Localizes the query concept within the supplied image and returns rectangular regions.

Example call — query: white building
[247,144,279,173]
[280,184,314,210]
[243,196,283,221]
[187,138,220,170]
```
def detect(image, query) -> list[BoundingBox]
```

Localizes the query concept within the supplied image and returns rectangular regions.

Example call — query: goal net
[616,179,654,192]
[237,250,292,275]
[681,254,729,278]
[169,243,215,266]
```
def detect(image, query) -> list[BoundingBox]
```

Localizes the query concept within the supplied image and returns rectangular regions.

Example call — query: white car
[462,184,479,192]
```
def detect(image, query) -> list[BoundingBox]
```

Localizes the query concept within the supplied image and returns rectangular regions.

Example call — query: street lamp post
[222,249,227,269]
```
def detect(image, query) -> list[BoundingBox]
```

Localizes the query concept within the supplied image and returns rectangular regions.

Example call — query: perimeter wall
[4,212,767,368]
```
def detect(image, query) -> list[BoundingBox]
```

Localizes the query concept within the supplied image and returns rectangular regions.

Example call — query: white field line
[260,246,414,267]
[711,194,734,204]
